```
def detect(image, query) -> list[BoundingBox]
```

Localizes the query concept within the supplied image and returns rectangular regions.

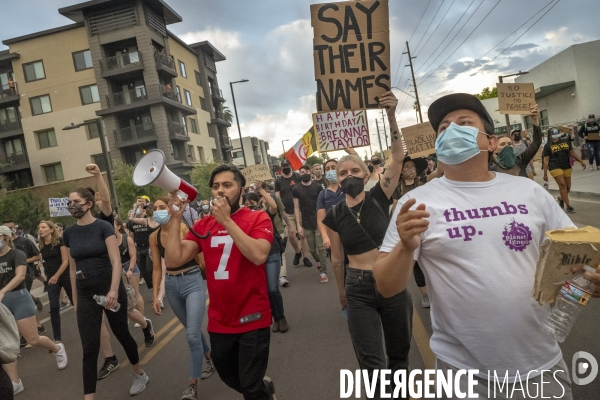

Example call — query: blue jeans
[164,268,207,379]
[588,140,600,166]
[266,252,285,321]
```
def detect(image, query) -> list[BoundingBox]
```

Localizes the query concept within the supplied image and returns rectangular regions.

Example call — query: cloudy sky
[2,0,599,159]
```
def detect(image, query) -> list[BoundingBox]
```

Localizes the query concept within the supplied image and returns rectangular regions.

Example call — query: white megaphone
[132,149,210,239]
[132,149,198,202]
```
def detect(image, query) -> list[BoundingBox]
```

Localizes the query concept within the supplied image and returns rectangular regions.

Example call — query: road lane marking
[412,306,435,370]
[121,317,179,368]
[140,323,185,365]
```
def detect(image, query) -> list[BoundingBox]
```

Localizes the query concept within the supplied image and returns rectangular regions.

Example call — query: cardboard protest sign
[497,83,536,115]
[311,0,390,112]
[242,164,273,183]
[401,122,436,158]
[533,226,600,305]
[49,197,71,217]
[313,110,370,151]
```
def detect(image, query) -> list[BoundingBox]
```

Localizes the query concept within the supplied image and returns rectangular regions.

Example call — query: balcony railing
[168,121,188,137]
[155,52,176,72]
[210,87,223,98]
[160,84,181,103]
[107,87,148,107]
[0,82,18,99]
[0,153,29,168]
[101,51,142,72]
[114,123,156,144]
[0,120,21,133]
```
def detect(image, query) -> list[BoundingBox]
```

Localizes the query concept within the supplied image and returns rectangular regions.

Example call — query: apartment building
[231,136,276,170]
[0,0,231,190]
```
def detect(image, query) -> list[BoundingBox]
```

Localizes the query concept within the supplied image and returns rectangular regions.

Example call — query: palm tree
[222,102,234,124]
[413,101,420,121]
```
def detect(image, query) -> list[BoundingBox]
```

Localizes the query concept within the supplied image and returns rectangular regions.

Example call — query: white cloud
[179,28,243,51]
[544,27,569,48]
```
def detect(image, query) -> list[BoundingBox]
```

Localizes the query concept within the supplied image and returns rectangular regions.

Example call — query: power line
[417,0,502,86]
[469,0,562,76]
[415,0,457,58]
[419,0,557,99]
[413,0,449,55]
[413,0,478,75]
[392,0,433,88]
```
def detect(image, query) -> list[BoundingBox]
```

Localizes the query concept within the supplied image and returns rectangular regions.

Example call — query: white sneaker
[201,358,214,379]
[421,294,431,308]
[13,379,24,395]
[320,273,329,284]
[55,343,68,369]
[129,371,149,395]
[139,278,145,285]
[279,277,289,287]
[590,166,595,171]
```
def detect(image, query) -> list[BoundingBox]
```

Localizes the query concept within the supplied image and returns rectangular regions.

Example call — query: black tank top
[118,234,131,264]
[157,227,197,271]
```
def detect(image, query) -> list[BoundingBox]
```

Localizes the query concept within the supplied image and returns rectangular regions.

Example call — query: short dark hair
[209,165,246,188]
[2,219,14,224]
[71,187,95,208]
[300,164,311,172]
[482,116,494,136]
[242,192,260,204]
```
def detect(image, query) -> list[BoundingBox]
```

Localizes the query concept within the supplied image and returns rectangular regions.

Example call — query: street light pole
[230,79,249,168]
[499,71,529,134]
[63,119,119,212]
[282,139,289,155]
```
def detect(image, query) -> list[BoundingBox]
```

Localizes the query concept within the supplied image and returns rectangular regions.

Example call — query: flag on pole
[285,127,317,170]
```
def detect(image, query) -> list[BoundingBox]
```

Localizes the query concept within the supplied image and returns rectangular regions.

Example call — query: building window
[178,60,187,78]
[188,145,196,161]
[43,163,64,183]
[73,50,93,71]
[232,150,244,159]
[200,97,208,112]
[92,154,107,172]
[0,106,18,125]
[30,94,52,116]
[5,138,24,156]
[540,110,549,129]
[184,89,192,106]
[189,118,198,134]
[23,60,45,82]
[37,129,57,149]
[87,122,100,139]
[197,146,205,163]
[176,86,182,103]
[79,84,100,105]
[195,71,202,87]
[212,148,219,163]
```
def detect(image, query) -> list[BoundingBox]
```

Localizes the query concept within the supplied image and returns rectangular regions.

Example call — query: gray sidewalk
[531,157,600,200]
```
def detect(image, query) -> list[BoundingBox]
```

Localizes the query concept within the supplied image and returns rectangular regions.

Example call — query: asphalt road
[13,198,600,399]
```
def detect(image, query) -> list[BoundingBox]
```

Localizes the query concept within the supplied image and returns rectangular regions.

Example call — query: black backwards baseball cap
[589,114,596,119]
[281,160,290,167]
[427,93,494,134]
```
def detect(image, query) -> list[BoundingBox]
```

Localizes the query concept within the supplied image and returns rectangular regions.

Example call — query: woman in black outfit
[64,188,148,399]
[38,220,73,343]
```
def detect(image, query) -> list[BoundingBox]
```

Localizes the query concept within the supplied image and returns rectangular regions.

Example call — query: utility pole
[380,109,389,149]
[375,119,384,157]
[403,41,423,124]
[498,71,529,134]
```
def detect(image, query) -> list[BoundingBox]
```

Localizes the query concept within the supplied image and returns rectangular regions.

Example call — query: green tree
[0,190,47,234]
[188,162,221,201]
[112,160,167,218]
[305,153,329,167]
[222,102,234,124]
[474,87,498,100]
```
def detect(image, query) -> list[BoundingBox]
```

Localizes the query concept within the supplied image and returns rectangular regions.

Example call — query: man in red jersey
[165,165,277,400]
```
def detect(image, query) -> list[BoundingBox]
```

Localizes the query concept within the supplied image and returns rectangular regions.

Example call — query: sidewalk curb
[546,189,600,201]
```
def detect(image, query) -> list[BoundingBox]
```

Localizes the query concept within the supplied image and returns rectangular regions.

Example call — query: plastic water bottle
[542,265,595,342]
[93,295,121,312]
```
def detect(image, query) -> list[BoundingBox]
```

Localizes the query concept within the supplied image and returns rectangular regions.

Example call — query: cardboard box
[533,226,600,304]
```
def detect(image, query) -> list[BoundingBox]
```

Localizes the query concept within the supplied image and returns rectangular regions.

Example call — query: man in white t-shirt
[374,93,600,399]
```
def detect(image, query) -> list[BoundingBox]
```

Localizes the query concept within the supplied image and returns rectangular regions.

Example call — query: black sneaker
[37,324,46,335]
[263,376,277,400]
[567,206,575,214]
[34,297,43,312]
[97,356,119,380]
[142,319,155,347]
[558,196,564,209]
[20,336,27,348]
[292,252,302,266]
[303,257,313,267]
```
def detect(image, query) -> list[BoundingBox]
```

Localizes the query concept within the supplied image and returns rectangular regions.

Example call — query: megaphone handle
[182,219,211,239]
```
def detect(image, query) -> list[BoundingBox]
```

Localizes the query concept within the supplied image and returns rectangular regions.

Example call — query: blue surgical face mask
[0,239,3,249]
[435,122,488,165]
[153,210,170,225]
[551,134,562,140]
[135,208,141,216]
[325,170,337,183]
[202,205,209,211]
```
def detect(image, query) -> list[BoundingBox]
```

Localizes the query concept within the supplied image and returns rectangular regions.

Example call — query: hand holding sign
[378,91,397,117]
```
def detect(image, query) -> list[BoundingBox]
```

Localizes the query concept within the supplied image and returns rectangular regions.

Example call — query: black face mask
[513,134,521,141]
[282,167,291,175]
[340,176,365,198]
[371,159,381,166]
[68,203,89,219]
[368,165,374,173]
[300,173,312,183]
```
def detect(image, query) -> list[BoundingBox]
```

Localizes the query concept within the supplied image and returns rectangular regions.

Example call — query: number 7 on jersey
[211,235,234,280]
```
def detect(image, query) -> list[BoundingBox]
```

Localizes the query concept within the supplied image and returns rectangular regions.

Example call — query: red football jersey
[185,207,273,334]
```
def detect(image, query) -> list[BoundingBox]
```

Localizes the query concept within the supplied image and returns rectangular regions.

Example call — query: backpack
[0,303,20,364]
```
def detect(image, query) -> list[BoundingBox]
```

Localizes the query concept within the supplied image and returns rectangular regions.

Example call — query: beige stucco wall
[9,26,104,186]
[168,35,217,163]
